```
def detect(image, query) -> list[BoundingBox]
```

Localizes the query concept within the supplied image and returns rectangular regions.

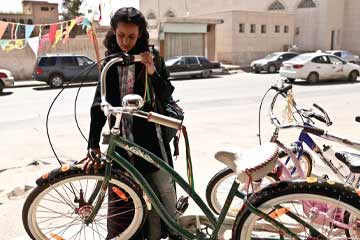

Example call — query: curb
[11,81,46,89]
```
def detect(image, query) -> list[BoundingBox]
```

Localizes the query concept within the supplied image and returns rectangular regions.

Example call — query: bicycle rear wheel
[23,171,146,240]
[206,167,277,217]
[233,179,360,239]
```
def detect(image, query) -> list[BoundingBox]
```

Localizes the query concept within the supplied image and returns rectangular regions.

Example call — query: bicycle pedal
[176,196,189,216]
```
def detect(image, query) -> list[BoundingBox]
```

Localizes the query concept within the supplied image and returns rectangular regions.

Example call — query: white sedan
[279,52,360,84]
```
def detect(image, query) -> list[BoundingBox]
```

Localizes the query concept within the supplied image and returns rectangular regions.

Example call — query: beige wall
[0,33,107,80]
[31,3,58,24]
[342,0,360,54]
[140,0,360,64]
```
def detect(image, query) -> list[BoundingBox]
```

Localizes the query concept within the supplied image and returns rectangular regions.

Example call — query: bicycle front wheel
[23,171,146,240]
[233,179,360,239]
[206,167,277,217]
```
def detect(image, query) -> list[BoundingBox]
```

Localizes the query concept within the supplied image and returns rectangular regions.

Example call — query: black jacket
[87,50,175,173]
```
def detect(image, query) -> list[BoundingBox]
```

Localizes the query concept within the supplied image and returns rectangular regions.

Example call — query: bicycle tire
[233,179,360,239]
[22,169,147,240]
[206,167,277,217]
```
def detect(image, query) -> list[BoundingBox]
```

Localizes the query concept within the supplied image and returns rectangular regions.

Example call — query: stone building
[140,0,360,64]
[0,1,59,38]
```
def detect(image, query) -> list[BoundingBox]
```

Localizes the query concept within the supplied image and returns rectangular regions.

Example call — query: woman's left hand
[140,51,155,75]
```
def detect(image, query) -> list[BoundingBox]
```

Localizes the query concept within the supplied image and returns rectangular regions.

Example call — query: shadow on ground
[289,79,360,86]
[0,91,13,96]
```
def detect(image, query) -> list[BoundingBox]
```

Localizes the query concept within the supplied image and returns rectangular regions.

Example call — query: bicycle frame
[100,133,237,239]
[275,123,360,186]
[269,87,360,187]
[89,56,325,239]
[88,131,321,240]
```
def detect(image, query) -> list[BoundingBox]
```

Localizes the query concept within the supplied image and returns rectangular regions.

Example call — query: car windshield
[289,54,313,62]
[264,53,281,60]
[165,58,181,66]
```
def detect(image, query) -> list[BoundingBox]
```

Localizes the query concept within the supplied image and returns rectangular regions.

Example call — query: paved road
[0,73,359,239]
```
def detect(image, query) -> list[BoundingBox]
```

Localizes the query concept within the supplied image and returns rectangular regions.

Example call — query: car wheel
[307,72,319,84]
[286,78,295,83]
[49,74,64,88]
[0,81,4,93]
[348,70,359,82]
[268,65,277,73]
[201,70,211,78]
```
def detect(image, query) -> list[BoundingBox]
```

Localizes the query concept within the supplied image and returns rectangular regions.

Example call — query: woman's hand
[140,51,155,75]
[78,148,104,174]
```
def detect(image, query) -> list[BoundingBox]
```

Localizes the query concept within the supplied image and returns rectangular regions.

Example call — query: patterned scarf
[117,64,135,144]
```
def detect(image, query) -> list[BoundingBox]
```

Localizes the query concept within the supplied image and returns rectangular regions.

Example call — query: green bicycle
[23,54,360,239]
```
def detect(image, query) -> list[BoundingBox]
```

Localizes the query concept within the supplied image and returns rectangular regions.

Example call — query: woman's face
[114,22,140,52]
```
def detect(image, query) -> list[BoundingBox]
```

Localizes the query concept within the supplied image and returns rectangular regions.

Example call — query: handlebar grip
[147,112,182,129]
[313,103,332,126]
[303,126,324,136]
[310,113,327,124]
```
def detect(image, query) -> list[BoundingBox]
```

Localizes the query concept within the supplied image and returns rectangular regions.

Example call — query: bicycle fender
[35,164,83,186]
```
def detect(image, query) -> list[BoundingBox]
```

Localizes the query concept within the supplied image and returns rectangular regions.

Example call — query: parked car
[326,50,360,64]
[33,54,98,88]
[0,68,14,93]
[250,52,299,73]
[165,56,222,78]
[279,52,360,84]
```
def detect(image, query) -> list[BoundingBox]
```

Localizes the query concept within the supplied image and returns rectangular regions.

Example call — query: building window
[250,24,256,33]
[164,10,176,17]
[147,12,156,20]
[275,25,280,33]
[268,0,285,10]
[41,7,49,11]
[284,25,289,33]
[295,27,300,35]
[239,23,245,33]
[298,0,316,8]
[51,7,55,11]
[2,18,7,22]
[261,24,267,33]
[27,19,33,24]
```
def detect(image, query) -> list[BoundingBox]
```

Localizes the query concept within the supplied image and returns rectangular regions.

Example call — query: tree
[62,0,83,20]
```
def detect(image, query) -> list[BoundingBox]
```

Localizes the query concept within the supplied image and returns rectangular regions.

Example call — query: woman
[83,7,178,240]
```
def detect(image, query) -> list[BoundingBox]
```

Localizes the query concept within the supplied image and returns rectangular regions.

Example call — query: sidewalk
[11,80,46,88]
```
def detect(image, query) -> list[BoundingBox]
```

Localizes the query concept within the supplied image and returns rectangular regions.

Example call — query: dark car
[33,54,98,88]
[165,56,222,78]
[250,52,299,73]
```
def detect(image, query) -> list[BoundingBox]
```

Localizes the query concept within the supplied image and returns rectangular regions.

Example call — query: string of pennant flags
[0,16,94,56]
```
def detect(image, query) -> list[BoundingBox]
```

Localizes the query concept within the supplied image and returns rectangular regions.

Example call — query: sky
[0,0,139,25]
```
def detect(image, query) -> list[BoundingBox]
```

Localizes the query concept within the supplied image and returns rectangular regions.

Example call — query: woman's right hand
[78,148,104,174]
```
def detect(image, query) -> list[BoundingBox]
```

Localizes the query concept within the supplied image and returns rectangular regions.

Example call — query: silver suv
[33,54,98,88]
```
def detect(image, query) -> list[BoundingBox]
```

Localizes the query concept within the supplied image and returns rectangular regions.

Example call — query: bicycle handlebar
[100,53,183,130]
[269,84,326,136]
[313,103,332,126]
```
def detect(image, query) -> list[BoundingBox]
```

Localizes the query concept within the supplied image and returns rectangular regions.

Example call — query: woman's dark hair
[104,7,149,54]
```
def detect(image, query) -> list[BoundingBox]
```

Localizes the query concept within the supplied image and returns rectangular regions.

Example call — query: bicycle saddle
[335,151,360,173]
[214,143,279,182]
